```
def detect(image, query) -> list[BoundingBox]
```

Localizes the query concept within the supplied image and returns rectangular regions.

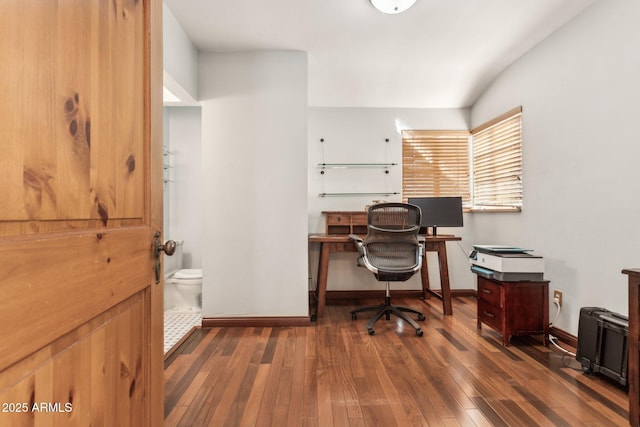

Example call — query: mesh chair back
[363,203,421,279]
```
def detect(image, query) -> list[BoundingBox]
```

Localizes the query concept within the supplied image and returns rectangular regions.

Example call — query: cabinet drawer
[478,278,502,307]
[326,213,347,225]
[327,225,350,234]
[478,299,503,330]
[326,213,350,234]
[351,212,368,225]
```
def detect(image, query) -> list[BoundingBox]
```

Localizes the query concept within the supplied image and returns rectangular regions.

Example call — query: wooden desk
[309,233,461,318]
[625,268,640,427]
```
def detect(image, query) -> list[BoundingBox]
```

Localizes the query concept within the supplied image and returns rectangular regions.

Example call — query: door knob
[154,232,176,257]
[161,240,176,255]
[153,232,176,284]
[157,239,176,256]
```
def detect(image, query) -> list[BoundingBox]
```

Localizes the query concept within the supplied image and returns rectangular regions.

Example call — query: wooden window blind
[471,106,523,211]
[401,130,471,206]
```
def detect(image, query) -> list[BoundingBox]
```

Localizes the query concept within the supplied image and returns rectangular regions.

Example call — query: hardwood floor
[164,296,629,426]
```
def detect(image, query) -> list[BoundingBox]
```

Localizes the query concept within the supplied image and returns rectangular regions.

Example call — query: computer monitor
[407,197,463,236]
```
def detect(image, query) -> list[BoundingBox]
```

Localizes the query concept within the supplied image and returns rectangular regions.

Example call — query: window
[471,107,523,211]
[401,106,523,212]
[401,130,471,206]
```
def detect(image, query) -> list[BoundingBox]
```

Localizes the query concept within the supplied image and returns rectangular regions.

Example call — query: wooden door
[0,1,164,425]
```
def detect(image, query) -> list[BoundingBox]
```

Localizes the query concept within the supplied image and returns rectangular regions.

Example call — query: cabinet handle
[483,310,495,318]
[482,288,492,294]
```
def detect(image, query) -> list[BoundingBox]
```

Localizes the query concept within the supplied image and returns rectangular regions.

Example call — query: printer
[469,245,544,281]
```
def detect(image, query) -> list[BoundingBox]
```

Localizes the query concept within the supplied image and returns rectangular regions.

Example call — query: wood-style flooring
[164,296,629,426]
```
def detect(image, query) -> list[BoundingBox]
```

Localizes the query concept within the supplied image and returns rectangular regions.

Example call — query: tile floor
[164,308,202,354]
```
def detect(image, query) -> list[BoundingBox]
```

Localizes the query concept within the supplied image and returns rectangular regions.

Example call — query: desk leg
[422,242,453,315]
[420,252,431,300]
[435,241,453,316]
[316,242,330,318]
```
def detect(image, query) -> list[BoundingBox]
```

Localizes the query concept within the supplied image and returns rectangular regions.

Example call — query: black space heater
[576,307,628,387]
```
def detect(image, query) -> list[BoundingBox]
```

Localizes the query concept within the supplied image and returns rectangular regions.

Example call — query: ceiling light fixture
[369,0,416,14]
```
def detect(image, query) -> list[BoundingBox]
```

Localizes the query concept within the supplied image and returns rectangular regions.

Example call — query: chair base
[351,296,425,337]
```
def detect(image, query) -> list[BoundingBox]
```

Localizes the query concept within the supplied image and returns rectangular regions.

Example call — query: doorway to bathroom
[163,105,203,355]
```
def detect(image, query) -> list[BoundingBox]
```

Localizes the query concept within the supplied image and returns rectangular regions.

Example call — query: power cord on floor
[549,334,576,357]
[549,297,576,357]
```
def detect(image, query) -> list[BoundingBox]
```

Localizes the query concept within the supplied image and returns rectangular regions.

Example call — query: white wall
[164,106,203,269]
[308,107,477,293]
[163,3,198,101]
[470,0,640,335]
[199,51,309,317]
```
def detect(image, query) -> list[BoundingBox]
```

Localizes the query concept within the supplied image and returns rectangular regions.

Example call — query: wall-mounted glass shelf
[317,163,397,169]
[163,146,174,183]
[318,192,400,197]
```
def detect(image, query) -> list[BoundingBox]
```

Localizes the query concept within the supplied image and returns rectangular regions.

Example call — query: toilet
[164,240,202,310]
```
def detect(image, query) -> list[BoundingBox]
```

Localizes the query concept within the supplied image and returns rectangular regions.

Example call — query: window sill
[466,207,522,213]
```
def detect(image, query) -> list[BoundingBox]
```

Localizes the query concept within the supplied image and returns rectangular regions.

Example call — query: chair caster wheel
[368,329,375,336]
[416,329,423,337]
[418,314,425,321]
[352,313,357,320]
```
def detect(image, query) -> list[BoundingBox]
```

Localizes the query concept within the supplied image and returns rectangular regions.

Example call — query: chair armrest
[348,234,366,259]
[348,234,363,243]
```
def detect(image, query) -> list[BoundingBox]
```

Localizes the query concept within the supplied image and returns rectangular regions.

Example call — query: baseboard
[322,289,476,300]
[202,316,311,328]
[450,289,477,297]
[324,290,423,300]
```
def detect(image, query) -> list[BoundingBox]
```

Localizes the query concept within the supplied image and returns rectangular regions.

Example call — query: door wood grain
[0,1,163,425]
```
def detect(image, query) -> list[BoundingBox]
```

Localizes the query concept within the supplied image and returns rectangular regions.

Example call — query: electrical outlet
[553,290,563,307]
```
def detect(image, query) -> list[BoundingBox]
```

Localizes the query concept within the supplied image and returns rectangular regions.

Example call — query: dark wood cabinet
[476,276,549,346]
[625,268,640,426]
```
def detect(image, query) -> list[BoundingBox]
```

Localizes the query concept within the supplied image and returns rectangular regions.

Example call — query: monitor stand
[431,225,437,236]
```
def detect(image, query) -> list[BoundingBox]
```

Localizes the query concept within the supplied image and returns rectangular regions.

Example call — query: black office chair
[349,203,425,336]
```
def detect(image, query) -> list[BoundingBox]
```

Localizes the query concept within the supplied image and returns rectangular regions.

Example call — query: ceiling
[163,0,596,109]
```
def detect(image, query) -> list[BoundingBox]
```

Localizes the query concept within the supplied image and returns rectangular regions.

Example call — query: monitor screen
[408,197,463,234]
